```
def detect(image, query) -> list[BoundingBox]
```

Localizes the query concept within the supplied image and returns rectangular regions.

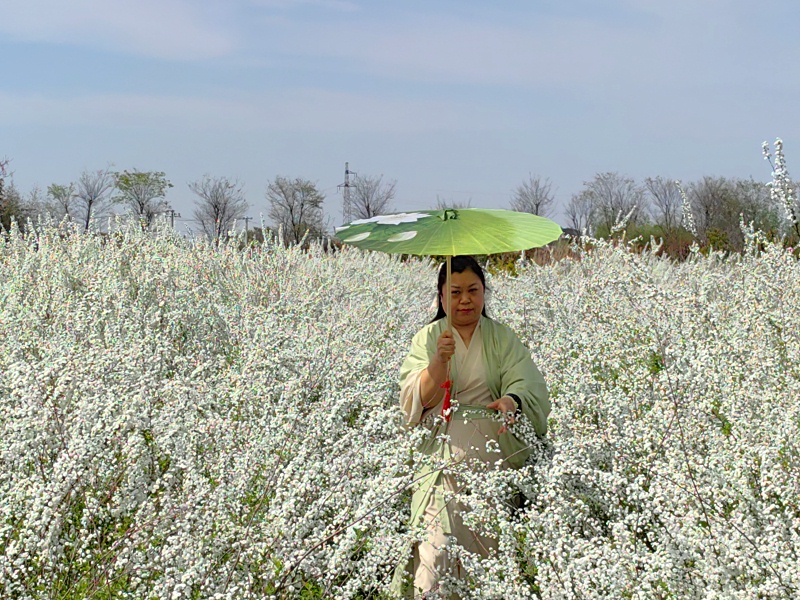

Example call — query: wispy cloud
[246,0,358,11]
[0,0,235,59]
[0,88,511,134]
[248,1,777,89]
[248,15,649,88]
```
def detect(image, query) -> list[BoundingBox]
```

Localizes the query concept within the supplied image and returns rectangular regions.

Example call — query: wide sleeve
[498,328,551,436]
[399,323,440,427]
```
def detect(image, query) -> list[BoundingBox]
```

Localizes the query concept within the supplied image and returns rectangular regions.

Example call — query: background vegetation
[2,139,797,259]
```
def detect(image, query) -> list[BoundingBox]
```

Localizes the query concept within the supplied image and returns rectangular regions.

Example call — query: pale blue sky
[2,0,799,231]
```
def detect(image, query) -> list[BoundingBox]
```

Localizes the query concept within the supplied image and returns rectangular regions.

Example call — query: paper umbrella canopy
[335,208,563,256]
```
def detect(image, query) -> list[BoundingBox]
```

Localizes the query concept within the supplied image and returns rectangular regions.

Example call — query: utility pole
[164,209,181,228]
[338,162,356,224]
[243,216,252,239]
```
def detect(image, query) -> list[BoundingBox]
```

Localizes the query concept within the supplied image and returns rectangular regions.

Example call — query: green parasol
[334,208,562,256]
[336,207,562,420]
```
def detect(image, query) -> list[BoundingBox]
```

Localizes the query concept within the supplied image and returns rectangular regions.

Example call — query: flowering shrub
[1,220,799,599]
[764,138,800,239]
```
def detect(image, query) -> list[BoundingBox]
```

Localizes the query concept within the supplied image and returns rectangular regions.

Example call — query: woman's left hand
[487,396,517,434]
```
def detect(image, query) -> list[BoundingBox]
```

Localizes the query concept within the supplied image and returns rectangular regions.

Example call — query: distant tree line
[1,163,181,236]
[0,159,399,248]
[2,152,797,258]
[560,171,795,256]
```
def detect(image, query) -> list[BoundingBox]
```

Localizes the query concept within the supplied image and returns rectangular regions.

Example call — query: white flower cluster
[763,138,799,229]
[492,234,800,599]
[675,180,698,238]
[1,220,799,599]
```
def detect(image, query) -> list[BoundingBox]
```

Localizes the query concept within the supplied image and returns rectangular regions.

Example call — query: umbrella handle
[443,255,453,421]
[440,379,451,422]
[446,255,452,333]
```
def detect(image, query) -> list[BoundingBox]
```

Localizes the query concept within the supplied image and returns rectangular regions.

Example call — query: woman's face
[440,268,485,328]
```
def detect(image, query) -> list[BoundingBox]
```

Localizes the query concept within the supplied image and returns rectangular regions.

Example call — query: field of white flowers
[1,221,799,599]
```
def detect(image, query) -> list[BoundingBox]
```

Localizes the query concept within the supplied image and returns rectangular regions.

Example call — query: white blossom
[0,216,799,599]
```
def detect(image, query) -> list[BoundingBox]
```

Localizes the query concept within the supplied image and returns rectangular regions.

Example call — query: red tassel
[440,380,452,422]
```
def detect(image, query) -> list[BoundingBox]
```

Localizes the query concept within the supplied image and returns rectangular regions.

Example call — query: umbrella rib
[466,218,507,254]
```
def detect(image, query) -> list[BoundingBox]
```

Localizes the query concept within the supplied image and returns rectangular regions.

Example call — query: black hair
[430,255,489,323]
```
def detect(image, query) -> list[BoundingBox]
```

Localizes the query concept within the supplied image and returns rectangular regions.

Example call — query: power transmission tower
[338,162,356,224]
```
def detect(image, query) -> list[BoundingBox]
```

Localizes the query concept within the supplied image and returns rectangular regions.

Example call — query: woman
[396,255,550,598]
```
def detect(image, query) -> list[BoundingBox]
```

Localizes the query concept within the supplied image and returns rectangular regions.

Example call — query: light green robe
[392,316,550,596]
[400,315,550,460]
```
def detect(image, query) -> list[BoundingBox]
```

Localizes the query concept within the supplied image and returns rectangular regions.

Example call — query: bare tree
[564,191,593,233]
[266,176,325,245]
[190,175,249,244]
[735,178,779,234]
[46,183,77,222]
[350,174,396,220]
[644,176,682,233]
[0,179,26,232]
[688,175,743,243]
[434,196,472,210]
[0,157,8,200]
[24,185,46,219]
[0,158,39,233]
[578,172,646,234]
[688,176,779,249]
[75,168,114,232]
[510,174,555,217]
[113,170,173,228]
